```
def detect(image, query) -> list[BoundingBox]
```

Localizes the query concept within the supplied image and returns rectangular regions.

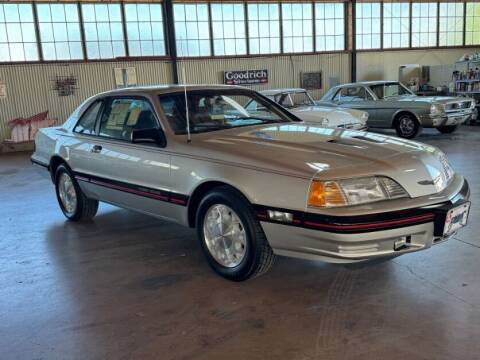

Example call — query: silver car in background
[258,88,368,130]
[32,85,470,281]
[320,81,475,138]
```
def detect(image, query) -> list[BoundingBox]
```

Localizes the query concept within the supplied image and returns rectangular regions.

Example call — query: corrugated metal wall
[178,52,350,99]
[0,60,173,143]
[0,53,349,143]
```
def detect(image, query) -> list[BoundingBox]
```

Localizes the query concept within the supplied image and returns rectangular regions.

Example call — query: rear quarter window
[74,101,103,135]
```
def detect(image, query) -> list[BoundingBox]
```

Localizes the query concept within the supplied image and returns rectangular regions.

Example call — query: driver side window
[98,98,159,141]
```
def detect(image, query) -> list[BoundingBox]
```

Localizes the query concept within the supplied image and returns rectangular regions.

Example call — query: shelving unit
[454,59,480,95]
[454,58,480,124]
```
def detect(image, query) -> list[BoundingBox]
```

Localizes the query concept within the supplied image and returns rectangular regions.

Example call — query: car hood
[387,95,469,105]
[181,123,452,198]
[289,106,365,126]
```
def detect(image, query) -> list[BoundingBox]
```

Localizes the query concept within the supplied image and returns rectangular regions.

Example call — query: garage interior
[1,1,480,359]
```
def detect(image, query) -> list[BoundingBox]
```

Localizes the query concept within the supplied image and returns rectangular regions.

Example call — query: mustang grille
[445,101,471,112]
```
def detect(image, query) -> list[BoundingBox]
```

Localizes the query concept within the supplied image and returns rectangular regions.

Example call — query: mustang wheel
[55,164,98,221]
[395,114,421,139]
[437,125,459,134]
[196,186,276,281]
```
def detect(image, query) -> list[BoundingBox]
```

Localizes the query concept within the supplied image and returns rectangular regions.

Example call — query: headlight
[308,176,409,208]
[430,103,444,116]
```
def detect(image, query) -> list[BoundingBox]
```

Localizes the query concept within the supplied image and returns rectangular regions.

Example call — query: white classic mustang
[32,85,470,281]
[257,88,369,130]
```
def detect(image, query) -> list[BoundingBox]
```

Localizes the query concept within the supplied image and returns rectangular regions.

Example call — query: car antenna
[182,66,191,143]
[179,39,191,143]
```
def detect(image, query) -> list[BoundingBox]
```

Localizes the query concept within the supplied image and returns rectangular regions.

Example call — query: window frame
[95,95,164,144]
[173,2,211,57]
[281,2,314,54]
[123,2,167,57]
[247,2,281,55]
[73,99,105,136]
[0,2,39,62]
[382,2,410,49]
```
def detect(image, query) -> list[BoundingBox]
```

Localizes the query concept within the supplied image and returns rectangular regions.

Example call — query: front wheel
[395,114,421,139]
[437,125,459,134]
[55,164,98,221]
[196,187,276,281]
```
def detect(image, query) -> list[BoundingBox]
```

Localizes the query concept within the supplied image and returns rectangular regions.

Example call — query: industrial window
[0,3,38,62]
[439,2,464,46]
[81,3,125,59]
[247,3,280,55]
[315,2,344,51]
[411,2,437,48]
[282,3,313,53]
[124,3,166,57]
[465,2,480,45]
[211,3,246,56]
[36,3,83,61]
[173,3,210,57]
[355,3,381,50]
[383,2,410,49]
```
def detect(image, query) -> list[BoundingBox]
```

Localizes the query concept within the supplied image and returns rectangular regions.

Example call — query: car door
[331,86,380,126]
[76,96,178,222]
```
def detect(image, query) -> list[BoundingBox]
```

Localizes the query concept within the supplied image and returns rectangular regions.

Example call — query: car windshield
[159,90,292,135]
[369,83,414,99]
[273,91,315,108]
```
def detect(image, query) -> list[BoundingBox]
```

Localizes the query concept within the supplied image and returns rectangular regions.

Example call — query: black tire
[437,125,459,134]
[395,113,421,139]
[195,186,276,281]
[54,164,98,221]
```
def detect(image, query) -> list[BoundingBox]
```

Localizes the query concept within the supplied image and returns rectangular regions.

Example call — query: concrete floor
[1,127,480,360]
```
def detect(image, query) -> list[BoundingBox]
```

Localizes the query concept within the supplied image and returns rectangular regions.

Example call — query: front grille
[445,101,471,112]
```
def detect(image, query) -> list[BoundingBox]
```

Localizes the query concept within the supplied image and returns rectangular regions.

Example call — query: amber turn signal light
[308,180,346,208]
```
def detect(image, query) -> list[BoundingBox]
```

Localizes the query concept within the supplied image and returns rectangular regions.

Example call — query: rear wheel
[196,187,275,281]
[437,125,459,134]
[55,164,98,221]
[395,114,421,139]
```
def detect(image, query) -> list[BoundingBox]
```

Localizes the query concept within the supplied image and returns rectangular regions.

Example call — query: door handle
[91,145,102,153]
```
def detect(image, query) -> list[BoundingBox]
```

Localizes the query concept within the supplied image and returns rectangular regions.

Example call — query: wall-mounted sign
[114,67,137,88]
[301,72,322,89]
[224,69,268,85]
[52,75,77,96]
[0,81,6,99]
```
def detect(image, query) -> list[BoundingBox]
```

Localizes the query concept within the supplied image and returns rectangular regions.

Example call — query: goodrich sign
[224,69,268,85]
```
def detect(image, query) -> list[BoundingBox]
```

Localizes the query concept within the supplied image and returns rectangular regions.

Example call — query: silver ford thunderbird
[32,85,470,281]
[320,81,475,138]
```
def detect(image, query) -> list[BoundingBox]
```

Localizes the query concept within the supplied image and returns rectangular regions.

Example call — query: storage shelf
[456,79,480,83]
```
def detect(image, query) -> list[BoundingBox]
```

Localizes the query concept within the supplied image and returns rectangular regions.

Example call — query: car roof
[94,84,249,97]
[332,80,400,88]
[260,88,308,95]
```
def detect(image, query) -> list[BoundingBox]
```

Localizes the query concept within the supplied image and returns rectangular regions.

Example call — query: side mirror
[131,128,166,147]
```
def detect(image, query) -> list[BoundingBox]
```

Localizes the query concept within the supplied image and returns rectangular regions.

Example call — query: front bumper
[422,111,473,127]
[258,179,470,263]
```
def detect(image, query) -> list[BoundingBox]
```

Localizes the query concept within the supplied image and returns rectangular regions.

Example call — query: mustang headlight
[308,176,409,208]
[430,103,445,116]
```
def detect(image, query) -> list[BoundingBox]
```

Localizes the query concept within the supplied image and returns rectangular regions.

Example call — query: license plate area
[443,202,470,236]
